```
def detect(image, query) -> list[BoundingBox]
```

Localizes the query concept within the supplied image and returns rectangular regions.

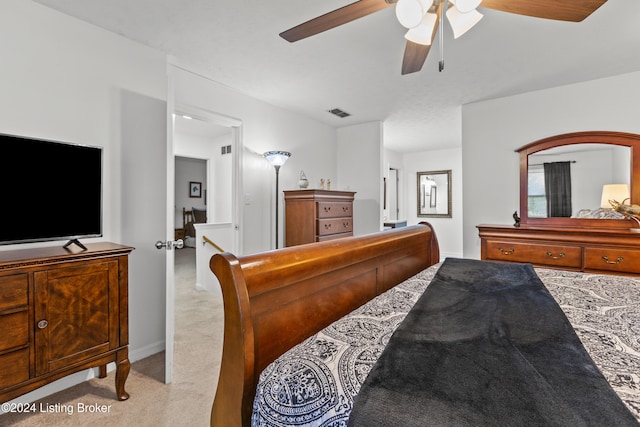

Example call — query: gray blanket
[348,258,638,426]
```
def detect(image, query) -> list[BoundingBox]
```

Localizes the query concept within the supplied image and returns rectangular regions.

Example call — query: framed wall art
[189,181,202,198]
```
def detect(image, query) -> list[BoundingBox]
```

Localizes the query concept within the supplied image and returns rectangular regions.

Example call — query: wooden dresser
[0,242,134,403]
[284,190,356,247]
[478,224,640,275]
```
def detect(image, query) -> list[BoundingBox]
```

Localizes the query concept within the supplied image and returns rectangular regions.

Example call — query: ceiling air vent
[328,108,351,118]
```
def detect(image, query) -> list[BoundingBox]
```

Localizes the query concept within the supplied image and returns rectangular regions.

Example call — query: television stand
[63,239,88,251]
[0,242,134,404]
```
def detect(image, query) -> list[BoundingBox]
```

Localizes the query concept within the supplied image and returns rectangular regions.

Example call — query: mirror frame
[417,170,452,218]
[517,131,640,229]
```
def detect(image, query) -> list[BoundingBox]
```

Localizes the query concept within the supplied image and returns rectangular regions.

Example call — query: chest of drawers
[284,190,356,247]
[478,224,640,275]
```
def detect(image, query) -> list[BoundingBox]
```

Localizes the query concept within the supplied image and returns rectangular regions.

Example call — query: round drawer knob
[37,320,48,329]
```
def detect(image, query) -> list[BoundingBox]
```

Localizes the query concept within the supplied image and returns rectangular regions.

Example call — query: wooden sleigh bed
[209,223,640,426]
[210,223,440,426]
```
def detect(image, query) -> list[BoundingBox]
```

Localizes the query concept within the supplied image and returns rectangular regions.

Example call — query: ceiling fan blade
[401,41,432,75]
[479,0,608,22]
[401,3,441,75]
[280,0,394,42]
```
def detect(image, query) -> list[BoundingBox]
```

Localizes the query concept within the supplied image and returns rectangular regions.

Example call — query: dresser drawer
[0,311,29,352]
[584,247,640,274]
[317,232,352,242]
[484,240,582,268]
[317,202,352,219]
[0,274,28,312]
[317,218,353,236]
[0,348,30,389]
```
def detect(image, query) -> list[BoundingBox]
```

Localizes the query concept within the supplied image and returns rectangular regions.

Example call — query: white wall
[337,122,384,235]
[170,67,338,254]
[462,71,640,258]
[211,134,234,223]
[175,156,207,227]
[0,0,166,249]
[174,128,233,226]
[0,0,168,404]
[403,147,464,259]
[193,223,233,294]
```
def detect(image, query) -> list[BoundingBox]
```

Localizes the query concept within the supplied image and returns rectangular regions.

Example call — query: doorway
[166,106,242,383]
[175,156,207,250]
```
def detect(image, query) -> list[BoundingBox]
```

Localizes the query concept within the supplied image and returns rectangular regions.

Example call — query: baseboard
[129,340,165,363]
[0,340,165,413]
[439,251,463,261]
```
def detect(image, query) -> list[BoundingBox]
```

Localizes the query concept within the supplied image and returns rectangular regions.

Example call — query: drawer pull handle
[602,256,624,265]
[37,320,48,329]
[546,251,565,260]
[343,222,350,228]
[343,206,349,212]
[324,224,332,229]
[324,206,331,212]
[498,247,515,255]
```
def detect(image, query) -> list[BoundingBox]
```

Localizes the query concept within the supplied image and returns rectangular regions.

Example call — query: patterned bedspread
[252,262,640,426]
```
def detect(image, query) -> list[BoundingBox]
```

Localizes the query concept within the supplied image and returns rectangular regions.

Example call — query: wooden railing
[203,235,224,252]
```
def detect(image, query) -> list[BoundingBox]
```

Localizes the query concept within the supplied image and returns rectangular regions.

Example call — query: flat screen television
[0,133,102,248]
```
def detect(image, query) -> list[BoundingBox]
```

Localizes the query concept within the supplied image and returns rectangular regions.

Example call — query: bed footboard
[210,222,440,427]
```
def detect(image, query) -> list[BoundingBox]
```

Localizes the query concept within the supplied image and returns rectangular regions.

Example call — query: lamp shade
[396,0,430,29]
[263,151,291,168]
[450,0,482,13]
[446,6,483,39]
[404,12,438,45]
[601,184,630,208]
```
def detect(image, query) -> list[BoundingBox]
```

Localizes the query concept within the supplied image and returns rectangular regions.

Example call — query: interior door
[120,90,170,382]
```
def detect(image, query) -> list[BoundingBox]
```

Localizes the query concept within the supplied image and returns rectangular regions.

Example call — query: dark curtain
[544,161,572,217]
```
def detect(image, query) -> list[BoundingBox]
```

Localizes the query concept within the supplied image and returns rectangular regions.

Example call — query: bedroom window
[528,165,547,218]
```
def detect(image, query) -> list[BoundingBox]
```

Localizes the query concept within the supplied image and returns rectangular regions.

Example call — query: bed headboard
[209,222,440,427]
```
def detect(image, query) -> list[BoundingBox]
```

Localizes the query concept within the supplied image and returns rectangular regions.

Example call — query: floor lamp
[264,150,291,248]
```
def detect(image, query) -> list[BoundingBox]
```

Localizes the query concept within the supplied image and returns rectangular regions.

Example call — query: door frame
[388,167,399,221]
[166,100,243,383]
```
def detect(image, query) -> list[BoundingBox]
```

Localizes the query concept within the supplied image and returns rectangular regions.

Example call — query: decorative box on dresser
[284,190,356,247]
[0,242,134,404]
[478,224,640,275]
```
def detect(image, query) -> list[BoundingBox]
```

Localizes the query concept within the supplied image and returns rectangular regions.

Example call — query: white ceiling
[33,0,640,152]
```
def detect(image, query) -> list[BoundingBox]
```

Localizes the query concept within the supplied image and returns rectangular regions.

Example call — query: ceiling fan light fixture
[449,0,482,14]
[446,6,483,39]
[396,0,430,29]
[404,12,438,45]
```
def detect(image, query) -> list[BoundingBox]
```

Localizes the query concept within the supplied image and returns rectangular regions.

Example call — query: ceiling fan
[280,0,607,75]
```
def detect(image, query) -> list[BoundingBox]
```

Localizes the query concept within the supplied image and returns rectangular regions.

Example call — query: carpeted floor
[0,247,224,427]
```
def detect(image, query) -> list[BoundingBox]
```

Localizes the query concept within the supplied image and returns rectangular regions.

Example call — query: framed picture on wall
[189,181,202,198]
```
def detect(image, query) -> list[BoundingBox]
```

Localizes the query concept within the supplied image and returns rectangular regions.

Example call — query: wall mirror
[417,170,451,218]
[517,131,640,228]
